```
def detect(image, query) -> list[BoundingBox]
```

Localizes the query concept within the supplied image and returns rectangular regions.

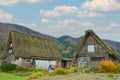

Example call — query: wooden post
[32,58,35,68]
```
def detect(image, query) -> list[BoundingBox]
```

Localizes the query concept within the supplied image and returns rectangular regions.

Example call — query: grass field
[0,72,120,80]
[39,73,120,80]
[0,72,27,80]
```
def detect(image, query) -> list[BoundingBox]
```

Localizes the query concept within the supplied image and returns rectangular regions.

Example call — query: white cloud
[77,10,105,18]
[45,19,120,39]
[0,9,13,22]
[81,22,95,27]
[40,5,79,17]
[47,19,96,37]
[23,0,54,4]
[110,23,120,27]
[25,0,40,3]
[40,4,106,18]
[57,19,80,26]
[0,0,54,6]
[82,0,120,11]
[41,18,50,24]
[0,0,18,6]
[57,19,95,27]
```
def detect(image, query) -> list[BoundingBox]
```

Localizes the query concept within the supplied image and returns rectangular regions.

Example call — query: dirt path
[38,73,118,80]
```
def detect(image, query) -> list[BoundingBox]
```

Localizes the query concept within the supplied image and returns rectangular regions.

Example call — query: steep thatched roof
[5,31,62,59]
[77,30,120,60]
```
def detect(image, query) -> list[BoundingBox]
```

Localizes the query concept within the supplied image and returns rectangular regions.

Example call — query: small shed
[4,31,62,68]
[61,58,73,68]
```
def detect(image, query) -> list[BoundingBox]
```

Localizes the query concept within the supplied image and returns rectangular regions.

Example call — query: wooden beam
[78,53,107,57]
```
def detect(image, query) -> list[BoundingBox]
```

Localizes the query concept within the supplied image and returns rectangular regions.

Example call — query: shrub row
[0,63,17,72]
[0,60,120,74]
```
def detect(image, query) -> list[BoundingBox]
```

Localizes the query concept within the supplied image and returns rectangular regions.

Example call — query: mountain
[0,23,55,53]
[57,36,120,50]
[0,23,55,41]
[104,40,120,50]
[57,36,120,51]
[0,23,120,58]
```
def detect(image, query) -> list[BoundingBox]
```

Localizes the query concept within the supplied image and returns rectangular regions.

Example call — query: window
[88,45,95,53]
[10,43,13,47]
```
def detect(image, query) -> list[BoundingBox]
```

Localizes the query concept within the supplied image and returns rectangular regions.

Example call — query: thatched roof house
[75,30,120,67]
[5,31,62,68]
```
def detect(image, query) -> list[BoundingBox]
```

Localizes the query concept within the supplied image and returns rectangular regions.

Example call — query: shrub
[14,67,31,72]
[32,72,43,77]
[27,72,43,80]
[37,68,48,72]
[116,64,120,73]
[54,67,68,75]
[84,68,91,73]
[37,68,49,75]
[69,67,77,73]
[36,72,43,77]
[0,63,17,72]
[49,72,57,76]
[77,67,84,72]
[90,66,99,73]
[29,66,35,71]
[27,75,37,80]
[99,60,117,72]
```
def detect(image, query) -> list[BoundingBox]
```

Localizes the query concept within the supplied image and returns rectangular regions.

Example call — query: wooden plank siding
[75,30,120,67]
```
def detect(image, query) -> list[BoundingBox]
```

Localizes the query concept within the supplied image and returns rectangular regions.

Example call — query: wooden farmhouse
[75,30,120,67]
[4,31,62,68]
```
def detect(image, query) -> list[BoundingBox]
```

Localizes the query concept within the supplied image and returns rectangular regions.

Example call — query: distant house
[75,30,120,67]
[4,31,62,68]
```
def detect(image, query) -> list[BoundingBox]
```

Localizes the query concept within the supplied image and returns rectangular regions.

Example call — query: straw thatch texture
[6,31,62,59]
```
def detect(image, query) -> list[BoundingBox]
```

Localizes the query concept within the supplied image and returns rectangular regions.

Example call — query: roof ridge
[10,30,54,42]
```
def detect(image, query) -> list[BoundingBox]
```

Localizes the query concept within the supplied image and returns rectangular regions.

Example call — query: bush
[27,75,37,80]
[77,67,84,72]
[116,64,120,73]
[84,68,91,73]
[99,60,117,72]
[54,67,68,75]
[37,68,48,72]
[14,67,31,72]
[31,72,43,77]
[90,66,99,73]
[36,68,49,75]
[69,67,77,73]
[0,63,17,72]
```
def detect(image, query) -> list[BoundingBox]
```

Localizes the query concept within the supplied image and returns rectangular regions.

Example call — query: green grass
[0,72,27,80]
[0,71,44,80]
[0,71,120,80]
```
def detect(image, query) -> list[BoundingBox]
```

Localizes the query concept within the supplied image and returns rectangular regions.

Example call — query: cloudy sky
[0,0,120,42]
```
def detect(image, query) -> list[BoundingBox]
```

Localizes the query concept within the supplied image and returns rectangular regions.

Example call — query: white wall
[35,60,57,69]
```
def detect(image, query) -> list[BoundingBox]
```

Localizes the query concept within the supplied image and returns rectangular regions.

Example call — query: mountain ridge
[0,23,120,58]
